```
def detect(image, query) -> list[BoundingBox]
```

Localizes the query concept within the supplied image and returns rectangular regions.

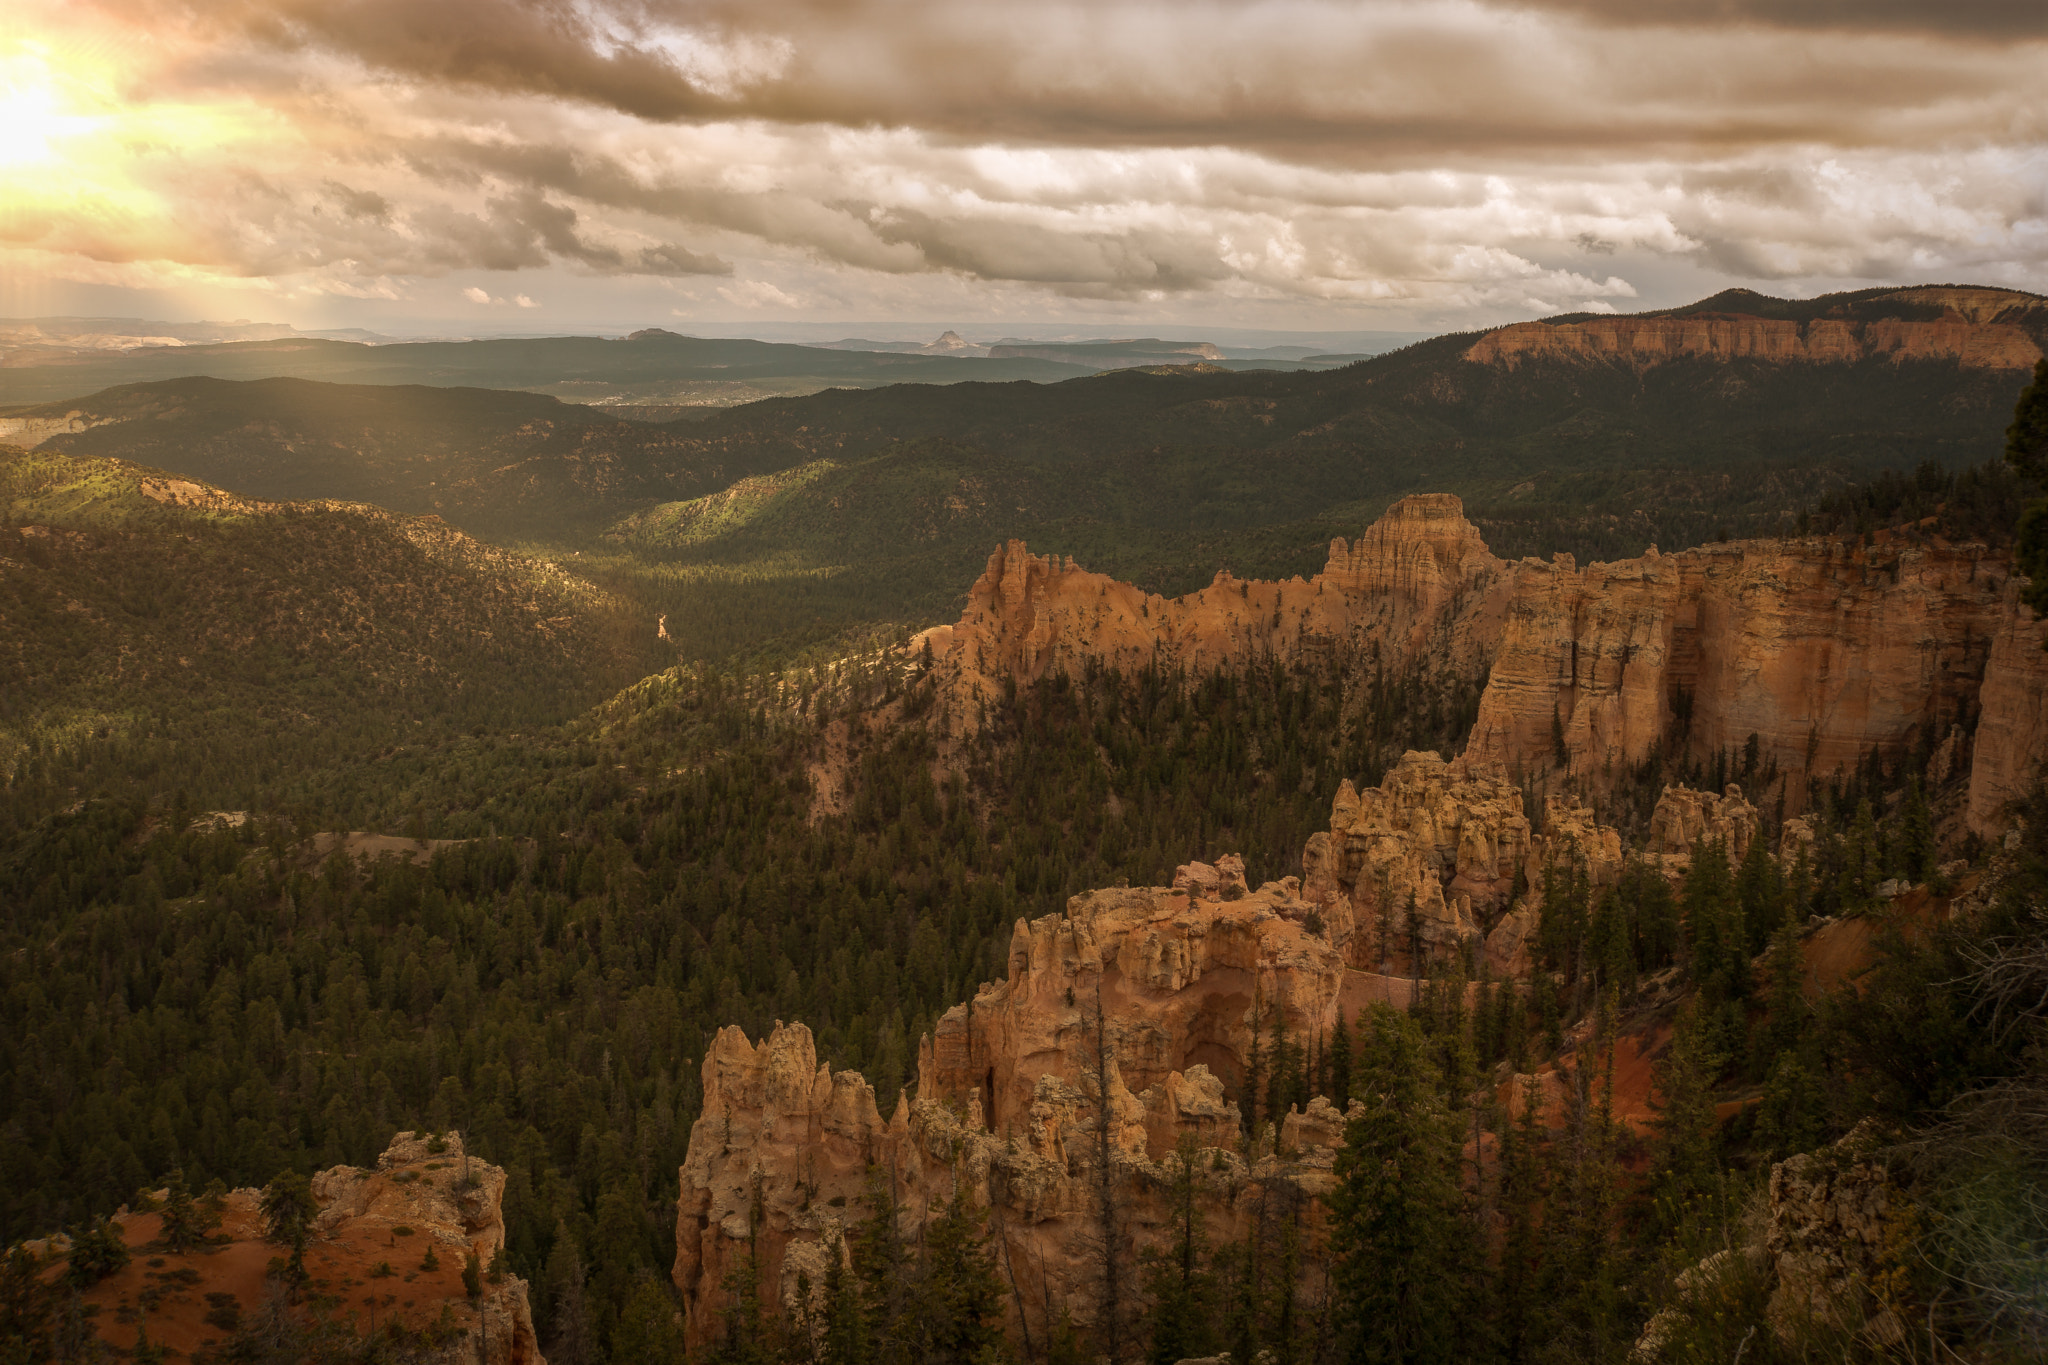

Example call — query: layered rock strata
[1965,584,2048,837]
[1645,785,1760,870]
[673,880,1355,1352]
[920,495,2043,831]
[1460,537,2013,799]
[1465,287,2045,371]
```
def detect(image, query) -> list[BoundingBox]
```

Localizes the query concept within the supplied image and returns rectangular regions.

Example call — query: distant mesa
[1469,284,2048,371]
[626,326,689,341]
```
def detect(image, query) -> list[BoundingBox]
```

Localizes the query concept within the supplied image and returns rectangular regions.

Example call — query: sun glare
[0,58,93,169]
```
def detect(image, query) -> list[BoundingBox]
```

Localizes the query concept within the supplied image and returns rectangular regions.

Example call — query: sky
[1,0,2045,338]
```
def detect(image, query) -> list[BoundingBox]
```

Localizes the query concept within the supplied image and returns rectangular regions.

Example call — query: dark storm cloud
[1510,0,2048,40]
[20,0,2047,309]
[108,0,2046,165]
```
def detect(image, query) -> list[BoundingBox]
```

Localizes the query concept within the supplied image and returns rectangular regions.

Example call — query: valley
[3,284,2047,1365]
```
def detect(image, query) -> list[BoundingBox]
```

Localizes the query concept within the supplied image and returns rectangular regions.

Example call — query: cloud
[462,285,490,303]
[5,0,2045,322]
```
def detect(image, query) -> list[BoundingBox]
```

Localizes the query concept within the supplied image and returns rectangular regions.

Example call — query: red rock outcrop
[1645,785,1760,869]
[924,498,2046,822]
[1466,287,2045,371]
[1966,583,2048,837]
[924,493,1513,726]
[673,880,1355,1353]
[1295,749,1632,975]
[63,1132,543,1364]
[1462,537,2013,802]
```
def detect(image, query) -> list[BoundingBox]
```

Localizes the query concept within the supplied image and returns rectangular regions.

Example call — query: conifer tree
[1644,1002,1725,1247]
[1496,1077,1545,1365]
[1327,1008,1353,1105]
[2005,356,2048,606]
[1536,993,1625,1365]
[1143,1137,1219,1365]
[910,1187,1006,1365]
[1330,1006,1486,1364]
[63,1216,129,1289]
[157,1169,219,1253]
[543,1222,599,1365]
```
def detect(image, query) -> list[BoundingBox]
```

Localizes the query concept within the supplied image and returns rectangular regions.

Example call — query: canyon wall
[924,493,2044,830]
[1462,537,2013,799]
[923,492,1514,722]
[1966,584,2048,837]
[1464,287,2045,371]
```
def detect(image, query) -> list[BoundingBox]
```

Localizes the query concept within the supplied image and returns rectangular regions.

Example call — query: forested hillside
[2,294,2046,1365]
[17,287,2044,673]
[0,445,661,812]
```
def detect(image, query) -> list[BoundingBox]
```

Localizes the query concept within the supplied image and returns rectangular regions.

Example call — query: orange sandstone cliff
[1460,536,2013,801]
[923,492,1513,715]
[1464,287,2046,372]
[669,773,1764,1350]
[673,874,1356,1352]
[924,494,2045,828]
[1967,584,2048,838]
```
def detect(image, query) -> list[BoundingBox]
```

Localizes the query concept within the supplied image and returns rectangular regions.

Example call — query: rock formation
[1465,287,2045,372]
[1461,537,2012,799]
[1634,1124,1904,1361]
[923,493,1513,726]
[310,1131,544,1365]
[66,1131,543,1364]
[1304,752,1534,966]
[1966,583,2048,837]
[673,879,1356,1352]
[920,495,2046,831]
[1645,785,1760,870]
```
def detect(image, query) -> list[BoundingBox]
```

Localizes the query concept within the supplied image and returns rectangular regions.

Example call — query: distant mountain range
[5,283,2040,668]
[0,320,1431,408]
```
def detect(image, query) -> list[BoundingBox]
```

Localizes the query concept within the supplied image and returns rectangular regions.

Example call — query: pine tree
[1645,1002,1725,1247]
[1535,993,1625,1365]
[1754,1052,1827,1160]
[1496,1077,1545,1365]
[1761,921,1809,1066]
[1330,1006,1486,1364]
[1327,1008,1353,1105]
[1732,833,1783,958]
[612,1272,690,1363]
[850,1169,910,1358]
[1143,1138,1219,1365]
[1899,777,1936,883]
[543,1223,599,1365]
[63,1216,129,1289]
[0,1245,55,1363]
[158,1169,219,1253]
[910,1187,1006,1365]
[817,1241,871,1365]
[2005,357,2048,607]
[260,1170,316,1286]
